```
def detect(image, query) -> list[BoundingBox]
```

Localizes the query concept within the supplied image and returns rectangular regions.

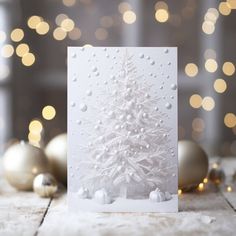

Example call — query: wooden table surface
[1,158,236,236]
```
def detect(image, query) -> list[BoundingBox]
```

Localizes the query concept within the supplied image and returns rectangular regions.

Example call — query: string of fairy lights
[0,0,235,150]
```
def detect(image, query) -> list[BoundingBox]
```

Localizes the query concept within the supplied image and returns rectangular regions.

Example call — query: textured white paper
[68,47,178,212]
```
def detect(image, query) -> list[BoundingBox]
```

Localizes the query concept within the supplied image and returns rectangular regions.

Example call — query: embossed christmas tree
[79,50,173,199]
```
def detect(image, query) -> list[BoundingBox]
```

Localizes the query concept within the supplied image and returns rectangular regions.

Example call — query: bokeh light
[42,105,56,120]
[155,1,168,11]
[192,118,205,132]
[22,53,35,66]
[207,8,219,19]
[68,27,81,40]
[202,21,215,34]
[61,18,75,32]
[1,44,14,58]
[83,44,93,48]
[28,119,43,146]
[205,59,218,73]
[28,132,41,143]
[222,62,235,76]
[36,21,50,35]
[155,9,169,23]
[185,63,198,77]
[205,10,218,23]
[219,2,231,15]
[224,113,236,128]
[27,16,42,29]
[202,96,215,111]
[123,10,136,24]
[202,8,219,35]
[100,16,113,28]
[118,2,132,14]
[62,0,76,7]
[204,48,216,60]
[16,43,30,57]
[55,14,68,26]
[29,119,43,133]
[53,27,67,40]
[189,94,202,108]
[214,79,227,93]
[10,28,24,42]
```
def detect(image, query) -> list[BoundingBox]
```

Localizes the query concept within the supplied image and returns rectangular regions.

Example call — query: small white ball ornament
[149,188,166,202]
[33,173,58,198]
[45,134,67,185]
[77,187,89,199]
[3,141,48,191]
[94,188,111,204]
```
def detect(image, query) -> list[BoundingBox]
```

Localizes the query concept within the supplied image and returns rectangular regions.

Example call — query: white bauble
[3,141,48,191]
[45,134,67,185]
[33,173,58,198]
[149,188,166,202]
[94,188,111,204]
[77,187,89,199]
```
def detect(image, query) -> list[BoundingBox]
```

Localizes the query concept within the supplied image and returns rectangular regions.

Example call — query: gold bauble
[208,168,225,184]
[178,140,209,191]
[3,141,48,190]
[33,173,58,198]
[45,133,67,185]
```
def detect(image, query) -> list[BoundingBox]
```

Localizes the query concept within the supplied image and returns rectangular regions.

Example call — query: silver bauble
[178,140,209,191]
[45,134,67,185]
[33,173,58,198]
[3,141,48,190]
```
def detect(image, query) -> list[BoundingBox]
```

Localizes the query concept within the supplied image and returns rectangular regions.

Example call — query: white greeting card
[68,47,178,212]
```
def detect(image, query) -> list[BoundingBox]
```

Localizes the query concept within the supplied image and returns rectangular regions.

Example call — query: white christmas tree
[79,50,173,199]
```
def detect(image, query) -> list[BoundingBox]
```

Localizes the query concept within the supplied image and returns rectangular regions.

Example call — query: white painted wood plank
[179,192,232,212]
[0,160,50,236]
[221,191,236,210]
[220,182,236,210]
[38,190,236,236]
[218,157,236,210]
[1,158,236,236]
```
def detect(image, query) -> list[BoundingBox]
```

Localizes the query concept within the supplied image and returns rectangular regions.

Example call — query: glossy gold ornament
[45,133,67,185]
[178,140,209,191]
[3,141,48,190]
[33,173,58,198]
[208,167,225,184]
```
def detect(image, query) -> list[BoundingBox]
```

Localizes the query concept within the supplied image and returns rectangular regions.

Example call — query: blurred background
[0,0,235,157]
